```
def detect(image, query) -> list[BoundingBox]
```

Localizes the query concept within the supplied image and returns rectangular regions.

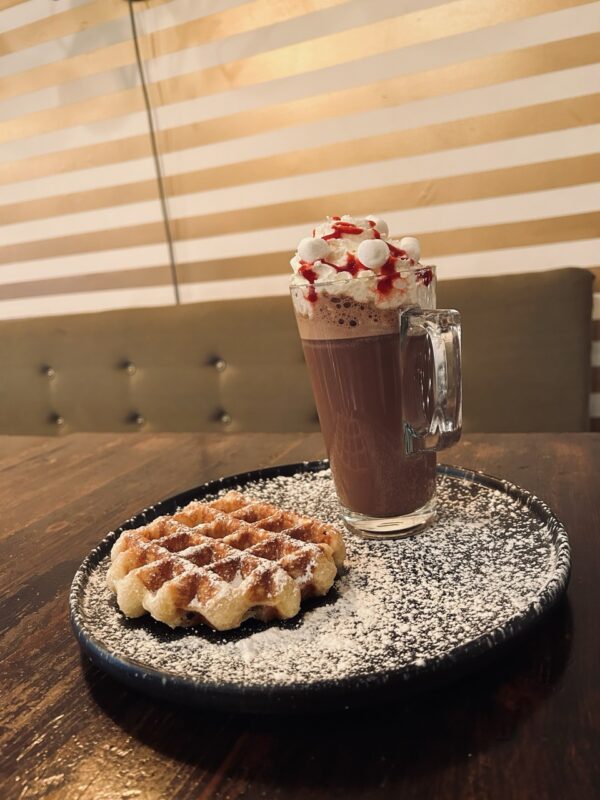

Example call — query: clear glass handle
[400,307,462,454]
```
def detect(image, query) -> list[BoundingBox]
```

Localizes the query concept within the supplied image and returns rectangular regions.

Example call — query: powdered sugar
[74,466,569,693]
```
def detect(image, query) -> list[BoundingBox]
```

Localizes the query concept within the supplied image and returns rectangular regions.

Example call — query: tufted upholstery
[437,267,592,432]
[0,268,592,435]
[0,297,317,436]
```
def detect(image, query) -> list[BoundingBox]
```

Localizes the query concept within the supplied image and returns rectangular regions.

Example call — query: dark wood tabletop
[1,432,599,800]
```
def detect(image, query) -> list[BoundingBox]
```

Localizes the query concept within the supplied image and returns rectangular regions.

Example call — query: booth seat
[0,268,592,435]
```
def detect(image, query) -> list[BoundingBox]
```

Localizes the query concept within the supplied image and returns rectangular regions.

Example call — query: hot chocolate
[290,214,461,536]
[302,331,436,517]
[289,216,437,520]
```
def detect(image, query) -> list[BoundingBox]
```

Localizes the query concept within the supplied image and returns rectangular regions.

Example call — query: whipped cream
[290,215,432,311]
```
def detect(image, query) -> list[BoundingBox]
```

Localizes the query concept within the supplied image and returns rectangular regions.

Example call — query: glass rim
[288,263,436,291]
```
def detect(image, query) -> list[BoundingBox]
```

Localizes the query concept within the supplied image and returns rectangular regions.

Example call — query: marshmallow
[357,239,390,270]
[298,236,329,263]
[399,236,421,262]
[367,216,389,237]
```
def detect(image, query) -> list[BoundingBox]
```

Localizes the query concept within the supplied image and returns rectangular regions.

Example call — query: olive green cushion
[0,268,592,434]
[0,298,317,435]
[437,267,592,432]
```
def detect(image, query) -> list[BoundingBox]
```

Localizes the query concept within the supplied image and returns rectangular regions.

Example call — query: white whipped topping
[290,214,430,309]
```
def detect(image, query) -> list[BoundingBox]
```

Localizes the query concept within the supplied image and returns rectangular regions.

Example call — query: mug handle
[399,307,462,454]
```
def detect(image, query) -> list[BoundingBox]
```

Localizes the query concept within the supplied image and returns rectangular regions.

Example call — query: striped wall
[0,0,599,426]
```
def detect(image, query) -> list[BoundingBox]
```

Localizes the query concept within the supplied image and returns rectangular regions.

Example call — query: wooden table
[1,432,599,800]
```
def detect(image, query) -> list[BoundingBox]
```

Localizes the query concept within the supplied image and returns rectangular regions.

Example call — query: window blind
[0,0,599,425]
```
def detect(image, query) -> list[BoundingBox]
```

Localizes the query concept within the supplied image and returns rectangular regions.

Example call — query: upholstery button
[50,413,64,426]
[214,358,227,373]
[123,361,136,375]
[134,414,145,426]
[42,365,56,378]
[220,412,232,425]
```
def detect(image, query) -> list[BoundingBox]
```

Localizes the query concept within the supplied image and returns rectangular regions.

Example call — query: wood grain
[0,433,599,800]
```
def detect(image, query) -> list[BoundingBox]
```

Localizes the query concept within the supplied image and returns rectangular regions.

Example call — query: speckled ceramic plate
[70,461,570,713]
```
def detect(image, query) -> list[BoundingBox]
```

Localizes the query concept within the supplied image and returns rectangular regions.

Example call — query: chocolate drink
[302,330,436,518]
[289,214,461,533]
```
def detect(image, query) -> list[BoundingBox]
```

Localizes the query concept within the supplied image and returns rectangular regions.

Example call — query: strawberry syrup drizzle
[321,253,362,277]
[298,263,319,283]
[367,219,381,239]
[323,221,364,240]
[387,243,407,258]
[298,262,319,302]
[300,223,419,301]
[299,251,365,302]
[376,258,398,296]
[417,268,434,287]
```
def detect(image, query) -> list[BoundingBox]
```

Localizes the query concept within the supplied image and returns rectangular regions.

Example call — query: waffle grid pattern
[106,491,345,630]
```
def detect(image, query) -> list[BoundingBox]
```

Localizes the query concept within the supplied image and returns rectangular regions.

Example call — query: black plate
[70,461,570,713]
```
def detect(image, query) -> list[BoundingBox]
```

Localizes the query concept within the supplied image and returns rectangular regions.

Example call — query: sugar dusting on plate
[78,469,567,689]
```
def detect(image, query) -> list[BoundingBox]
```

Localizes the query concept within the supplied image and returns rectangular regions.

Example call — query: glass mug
[290,266,462,538]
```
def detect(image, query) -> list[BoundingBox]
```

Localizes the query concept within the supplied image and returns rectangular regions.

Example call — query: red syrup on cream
[299,232,419,301]
[418,268,434,287]
[321,253,363,277]
[367,219,381,239]
[376,258,397,296]
[298,263,319,283]
[323,221,364,240]
[387,243,407,258]
[299,254,367,302]
[298,263,320,302]
[375,245,410,296]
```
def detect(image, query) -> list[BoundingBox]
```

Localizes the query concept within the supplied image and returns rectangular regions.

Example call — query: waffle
[106,490,346,631]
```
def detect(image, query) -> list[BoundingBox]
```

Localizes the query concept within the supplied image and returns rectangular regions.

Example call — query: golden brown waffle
[106,490,346,631]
